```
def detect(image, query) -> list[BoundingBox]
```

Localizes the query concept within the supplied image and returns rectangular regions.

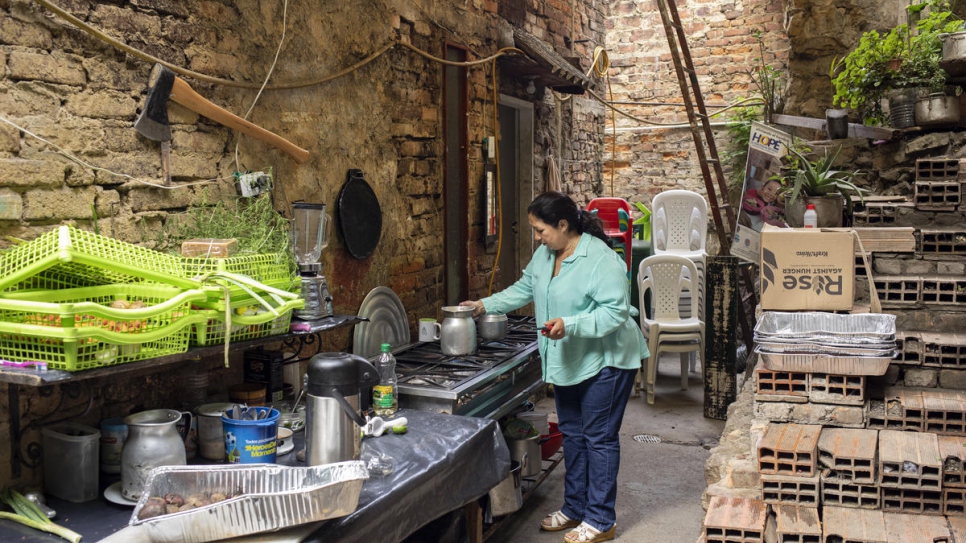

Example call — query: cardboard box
[181,238,238,258]
[760,227,854,311]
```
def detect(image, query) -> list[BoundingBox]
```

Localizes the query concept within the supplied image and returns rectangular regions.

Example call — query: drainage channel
[632,434,720,449]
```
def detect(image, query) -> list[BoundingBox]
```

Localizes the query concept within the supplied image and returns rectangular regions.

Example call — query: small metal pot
[477,313,508,341]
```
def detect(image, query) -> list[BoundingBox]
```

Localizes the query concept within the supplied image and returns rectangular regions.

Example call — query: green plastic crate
[191,279,301,312]
[0,284,207,371]
[0,226,200,292]
[181,253,296,298]
[190,298,302,346]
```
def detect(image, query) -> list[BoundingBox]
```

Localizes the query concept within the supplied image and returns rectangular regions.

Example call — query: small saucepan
[477,313,508,341]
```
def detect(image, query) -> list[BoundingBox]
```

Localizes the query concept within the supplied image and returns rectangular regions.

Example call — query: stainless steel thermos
[304,352,380,466]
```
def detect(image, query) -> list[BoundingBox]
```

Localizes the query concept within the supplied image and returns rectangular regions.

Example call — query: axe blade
[133,63,175,142]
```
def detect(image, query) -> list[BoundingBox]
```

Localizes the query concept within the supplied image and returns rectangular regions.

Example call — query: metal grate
[633,434,661,444]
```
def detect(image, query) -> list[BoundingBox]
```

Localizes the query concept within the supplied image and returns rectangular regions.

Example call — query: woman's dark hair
[528,191,611,246]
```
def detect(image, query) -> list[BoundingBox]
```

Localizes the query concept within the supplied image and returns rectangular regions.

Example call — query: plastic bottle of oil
[372,343,398,416]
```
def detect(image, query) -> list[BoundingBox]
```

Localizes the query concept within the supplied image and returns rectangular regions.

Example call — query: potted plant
[779,146,868,228]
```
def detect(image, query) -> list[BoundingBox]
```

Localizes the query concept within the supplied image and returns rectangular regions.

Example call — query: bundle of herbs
[150,193,297,275]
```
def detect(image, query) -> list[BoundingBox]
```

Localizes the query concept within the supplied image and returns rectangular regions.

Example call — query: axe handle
[169,76,310,164]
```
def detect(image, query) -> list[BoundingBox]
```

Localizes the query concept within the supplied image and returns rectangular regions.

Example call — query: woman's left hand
[541,318,565,340]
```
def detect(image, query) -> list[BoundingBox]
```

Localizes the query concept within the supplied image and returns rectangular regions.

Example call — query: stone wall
[0,0,607,488]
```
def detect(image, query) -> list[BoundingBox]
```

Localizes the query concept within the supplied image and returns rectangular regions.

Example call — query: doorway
[495,95,534,291]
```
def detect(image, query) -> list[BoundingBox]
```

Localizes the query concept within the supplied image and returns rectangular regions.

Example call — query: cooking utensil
[363,416,409,437]
[477,313,508,340]
[337,169,382,259]
[440,305,477,355]
[352,287,409,358]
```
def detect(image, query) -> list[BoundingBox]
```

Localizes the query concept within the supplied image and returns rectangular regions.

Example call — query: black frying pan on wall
[337,169,382,260]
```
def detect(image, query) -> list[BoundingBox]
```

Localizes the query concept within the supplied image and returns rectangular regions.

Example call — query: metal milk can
[121,409,191,501]
[440,305,477,355]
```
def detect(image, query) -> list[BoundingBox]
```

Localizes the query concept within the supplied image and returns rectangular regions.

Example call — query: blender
[291,202,333,319]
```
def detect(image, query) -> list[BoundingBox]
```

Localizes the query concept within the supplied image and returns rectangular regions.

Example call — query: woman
[463,191,647,543]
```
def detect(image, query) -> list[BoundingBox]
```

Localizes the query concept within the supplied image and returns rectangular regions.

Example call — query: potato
[163,493,185,506]
[137,497,168,520]
[110,300,132,309]
[129,300,148,309]
[209,492,228,503]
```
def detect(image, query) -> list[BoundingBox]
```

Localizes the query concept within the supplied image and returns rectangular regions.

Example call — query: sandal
[540,510,580,532]
[563,522,616,543]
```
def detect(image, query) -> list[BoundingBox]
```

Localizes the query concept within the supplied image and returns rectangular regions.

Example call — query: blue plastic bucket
[221,407,280,464]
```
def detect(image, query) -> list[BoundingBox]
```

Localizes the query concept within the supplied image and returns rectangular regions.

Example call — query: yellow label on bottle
[373,385,395,408]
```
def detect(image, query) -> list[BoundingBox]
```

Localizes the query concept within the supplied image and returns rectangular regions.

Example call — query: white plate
[353,287,410,358]
[103,481,138,507]
[277,438,295,456]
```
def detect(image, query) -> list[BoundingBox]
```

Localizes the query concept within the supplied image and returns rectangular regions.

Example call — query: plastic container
[803,204,818,228]
[42,422,101,502]
[229,383,267,406]
[540,422,563,460]
[99,417,128,474]
[222,406,280,464]
[373,343,397,416]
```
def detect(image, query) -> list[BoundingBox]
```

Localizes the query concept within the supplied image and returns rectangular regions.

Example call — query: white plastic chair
[651,190,708,321]
[637,254,705,405]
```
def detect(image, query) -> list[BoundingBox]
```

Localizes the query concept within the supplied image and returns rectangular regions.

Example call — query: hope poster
[730,121,791,264]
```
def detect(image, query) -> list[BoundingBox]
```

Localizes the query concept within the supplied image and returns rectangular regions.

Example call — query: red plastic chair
[586,197,633,274]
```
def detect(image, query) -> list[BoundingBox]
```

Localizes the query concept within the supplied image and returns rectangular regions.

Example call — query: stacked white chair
[649,190,708,376]
[637,254,706,405]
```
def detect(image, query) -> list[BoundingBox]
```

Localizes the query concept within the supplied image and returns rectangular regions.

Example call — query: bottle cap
[806,204,816,210]
[380,343,391,352]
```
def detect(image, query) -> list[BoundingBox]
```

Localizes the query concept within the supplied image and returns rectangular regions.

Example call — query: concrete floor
[488,354,727,543]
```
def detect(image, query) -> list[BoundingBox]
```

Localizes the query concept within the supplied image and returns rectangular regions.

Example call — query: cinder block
[921,275,966,305]
[921,388,966,435]
[867,388,923,431]
[754,401,866,429]
[764,505,821,543]
[915,180,961,210]
[878,430,941,490]
[883,512,951,541]
[818,428,877,483]
[821,475,880,509]
[873,276,920,307]
[822,506,886,543]
[916,157,960,180]
[808,373,865,405]
[760,473,819,506]
[939,434,966,488]
[921,332,966,368]
[758,423,821,477]
[895,331,922,365]
[755,361,808,402]
[901,367,937,388]
[920,228,966,255]
[703,495,766,543]
[944,487,966,516]
[853,202,914,225]
[880,487,943,515]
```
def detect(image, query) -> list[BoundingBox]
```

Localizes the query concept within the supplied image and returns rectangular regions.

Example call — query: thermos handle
[328,387,368,427]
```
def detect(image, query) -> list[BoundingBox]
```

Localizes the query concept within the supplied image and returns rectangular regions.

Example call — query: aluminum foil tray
[130,462,367,543]
[757,350,895,376]
[755,312,896,339]
[756,340,897,357]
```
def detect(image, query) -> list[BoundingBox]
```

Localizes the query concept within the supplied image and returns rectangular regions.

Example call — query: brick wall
[0,0,606,487]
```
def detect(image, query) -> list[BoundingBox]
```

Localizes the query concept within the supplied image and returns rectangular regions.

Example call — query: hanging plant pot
[785,195,844,228]
[915,93,960,127]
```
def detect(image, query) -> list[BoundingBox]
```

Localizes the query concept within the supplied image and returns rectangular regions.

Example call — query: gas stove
[390,315,543,419]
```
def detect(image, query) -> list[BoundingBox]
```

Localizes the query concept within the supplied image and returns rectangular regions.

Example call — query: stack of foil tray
[754,312,897,375]
[130,462,367,543]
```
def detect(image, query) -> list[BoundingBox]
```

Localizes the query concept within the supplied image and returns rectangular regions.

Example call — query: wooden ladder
[654,0,757,356]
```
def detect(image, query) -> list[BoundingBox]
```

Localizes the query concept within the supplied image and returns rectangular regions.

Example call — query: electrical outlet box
[237,171,273,197]
[484,136,495,160]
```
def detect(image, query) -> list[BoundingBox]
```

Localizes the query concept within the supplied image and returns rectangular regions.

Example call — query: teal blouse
[480,233,649,386]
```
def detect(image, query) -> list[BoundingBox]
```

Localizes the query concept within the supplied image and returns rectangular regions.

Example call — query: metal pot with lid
[477,313,508,341]
[305,352,380,466]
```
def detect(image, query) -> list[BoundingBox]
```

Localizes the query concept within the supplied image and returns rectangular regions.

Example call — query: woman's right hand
[461,300,485,317]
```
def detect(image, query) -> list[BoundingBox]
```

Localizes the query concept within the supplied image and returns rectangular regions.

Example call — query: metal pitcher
[440,305,477,355]
[120,409,191,501]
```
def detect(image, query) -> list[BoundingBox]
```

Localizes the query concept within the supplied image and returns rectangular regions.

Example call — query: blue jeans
[554,366,636,532]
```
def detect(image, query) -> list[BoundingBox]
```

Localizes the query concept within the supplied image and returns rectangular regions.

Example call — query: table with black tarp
[1,409,511,543]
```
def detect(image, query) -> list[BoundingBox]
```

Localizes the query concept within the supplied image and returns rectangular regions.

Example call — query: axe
[134,64,310,182]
